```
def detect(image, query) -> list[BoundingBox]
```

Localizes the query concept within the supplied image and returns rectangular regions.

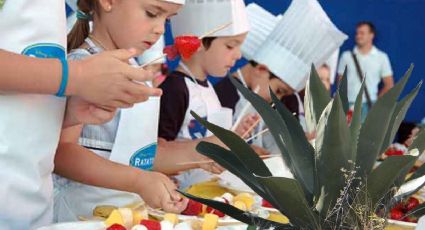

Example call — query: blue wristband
[56,58,68,97]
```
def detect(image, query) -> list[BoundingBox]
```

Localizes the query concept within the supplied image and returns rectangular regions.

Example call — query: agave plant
[179,64,425,229]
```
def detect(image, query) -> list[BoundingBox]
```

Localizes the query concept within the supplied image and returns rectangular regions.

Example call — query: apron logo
[188,118,207,139]
[21,43,66,59]
[129,143,157,170]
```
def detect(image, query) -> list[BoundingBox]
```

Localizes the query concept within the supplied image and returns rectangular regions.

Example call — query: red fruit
[182,199,203,216]
[140,220,161,230]
[206,206,225,217]
[107,224,126,230]
[390,209,404,220]
[163,45,179,61]
[406,197,420,211]
[174,36,201,60]
[403,216,418,223]
[392,202,404,211]
[262,199,273,208]
[346,110,353,124]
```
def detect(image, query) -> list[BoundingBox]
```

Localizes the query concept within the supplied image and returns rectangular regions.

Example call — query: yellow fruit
[268,213,289,224]
[186,181,230,199]
[164,213,179,225]
[118,208,133,228]
[233,200,247,211]
[234,193,254,210]
[93,205,117,219]
[202,213,219,230]
[133,208,148,226]
[105,209,124,227]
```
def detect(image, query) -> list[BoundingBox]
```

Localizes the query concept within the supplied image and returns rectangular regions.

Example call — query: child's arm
[0,49,161,108]
[55,126,188,213]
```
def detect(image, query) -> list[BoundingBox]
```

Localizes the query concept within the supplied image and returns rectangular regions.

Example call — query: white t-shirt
[337,46,393,103]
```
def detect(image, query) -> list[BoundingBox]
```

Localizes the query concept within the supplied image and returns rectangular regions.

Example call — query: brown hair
[67,0,99,51]
[202,37,217,50]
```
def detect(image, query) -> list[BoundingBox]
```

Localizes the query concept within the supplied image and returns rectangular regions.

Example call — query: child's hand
[63,97,116,128]
[234,114,260,138]
[135,171,188,213]
[68,48,162,108]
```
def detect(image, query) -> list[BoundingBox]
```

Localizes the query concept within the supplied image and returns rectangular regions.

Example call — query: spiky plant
[178,64,425,229]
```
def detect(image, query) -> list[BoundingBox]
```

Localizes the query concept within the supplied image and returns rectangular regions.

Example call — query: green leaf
[408,127,425,153]
[195,141,268,198]
[408,163,425,182]
[367,155,416,207]
[349,80,365,160]
[270,90,316,202]
[315,93,352,214]
[178,191,292,229]
[304,64,332,132]
[380,82,422,154]
[338,67,349,114]
[191,111,272,177]
[230,77,315,197]
[356,65,413,179]
[254,176,319,228]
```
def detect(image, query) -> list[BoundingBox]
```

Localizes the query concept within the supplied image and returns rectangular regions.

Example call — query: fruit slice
[140,219,161,230]
[105,209,125,227]
[202,213,219,230]
[174,36,201,60]
[163,213,179,225]
[233,200,247,211]
[107,223,127,230]
[182,199,203,216]
[133,208,148,226]
[234,193,255,210]
[93,205,117,219]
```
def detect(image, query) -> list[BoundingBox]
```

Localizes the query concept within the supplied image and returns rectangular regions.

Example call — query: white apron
[54,40,159,222]
[0,1,67,229]
[175,63,232,189]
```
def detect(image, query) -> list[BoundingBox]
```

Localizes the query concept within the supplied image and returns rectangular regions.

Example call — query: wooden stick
[140,54,167,68]
[176,154,280,166]
[200,22,233,39]
[244,128,270,143]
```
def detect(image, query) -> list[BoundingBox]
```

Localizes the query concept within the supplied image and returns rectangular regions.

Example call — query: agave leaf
[196,141,286,208]
[367,155,416,207]
[304,64,332,132]
[178,191,292,229]
[408,163,425,182]
[254,176,319,228]
[315,93,352,214]
[380,81,422,154]
[191,111,272,177]
[338,67,349,114]
[408,127,425,153]
[356,65,413,179]
[349,80,365,160]
[270,90,316,202]
[230,76,315,197]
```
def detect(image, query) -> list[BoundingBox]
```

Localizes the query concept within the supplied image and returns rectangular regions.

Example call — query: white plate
[36,221,106,230]
[387,219,417,228]
[147,207,241,225]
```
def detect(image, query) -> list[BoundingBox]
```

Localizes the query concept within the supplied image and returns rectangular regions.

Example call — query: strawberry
[174,36,201,60]
[392,202,404,211]
[182,199,203,216]
[163,45,179,61]
[140,220,161,230]
[390,208,404,220]
[206,206,225,218]
[346,109,353,124]
[107,224,127,230]
[406,197,420,211]
[403,216,418,223]
[262,199,273,208]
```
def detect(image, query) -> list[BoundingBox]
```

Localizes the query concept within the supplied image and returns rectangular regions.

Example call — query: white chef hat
[170,0,249,38]
[160,0,185,4]
[241,3,280,61]
[137,35,166,65]
[254,0,348,92]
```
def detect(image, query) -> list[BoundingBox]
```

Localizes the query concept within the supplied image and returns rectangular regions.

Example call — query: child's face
[201,33,248,77]
[268,78,294,101]
[101,0,181,54]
